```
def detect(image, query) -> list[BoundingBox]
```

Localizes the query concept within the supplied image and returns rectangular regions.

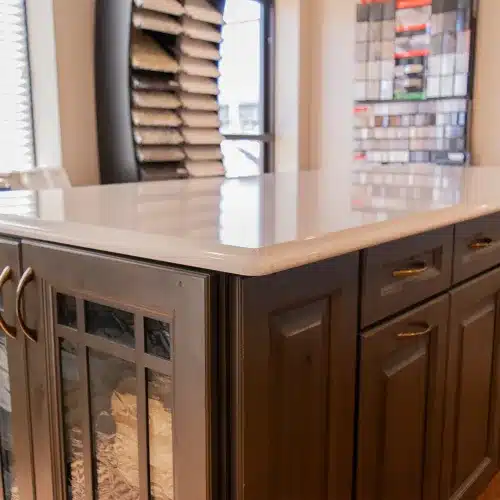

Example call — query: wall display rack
[95,0,226,184]
[354,0,476,165]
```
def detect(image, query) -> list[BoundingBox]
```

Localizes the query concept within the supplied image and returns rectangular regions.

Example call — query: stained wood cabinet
[232,253,359,500]
[357,295,449,500]
[441,267,500,500]
[2,218,500,500]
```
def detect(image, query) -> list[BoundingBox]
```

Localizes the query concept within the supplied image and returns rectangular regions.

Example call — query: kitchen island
[0,163,499,500]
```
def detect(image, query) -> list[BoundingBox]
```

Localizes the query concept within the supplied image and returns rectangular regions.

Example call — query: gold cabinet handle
[16,267,36,343]
[397,323,432,338]
[469,237,493,250]
[0,266,16,340]
[392,262,428,278]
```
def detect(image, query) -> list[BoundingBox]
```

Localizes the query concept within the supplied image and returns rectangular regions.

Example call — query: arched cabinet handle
[16,267,36,343]
[397,323,432,338]
[469,237,493,250]
[0,266,16,339]
[392,261,428,278]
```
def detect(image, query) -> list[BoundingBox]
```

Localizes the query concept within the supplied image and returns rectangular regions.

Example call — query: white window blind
[0,0,34,172]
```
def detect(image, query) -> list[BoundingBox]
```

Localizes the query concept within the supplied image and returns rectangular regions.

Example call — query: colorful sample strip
[354,0,473,164]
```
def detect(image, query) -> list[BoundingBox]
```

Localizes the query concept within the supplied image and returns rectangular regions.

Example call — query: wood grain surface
[479,472,500,499]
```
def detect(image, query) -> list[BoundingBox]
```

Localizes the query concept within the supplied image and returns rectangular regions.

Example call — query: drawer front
[453,212,500,284]
[361,226,453,328]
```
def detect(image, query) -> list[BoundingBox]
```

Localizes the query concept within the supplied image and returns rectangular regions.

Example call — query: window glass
[219,104,230,131]
[0,0,34,172]
[222,140,262,177]
[219,0,263,136]
[239,103,260,133]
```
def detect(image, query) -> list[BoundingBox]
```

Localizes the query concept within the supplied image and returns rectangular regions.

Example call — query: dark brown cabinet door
[357,295,449,500]
[441,267,500,500]
[20,240,213,500]
[0,237,35,500]
[232,253,359,500]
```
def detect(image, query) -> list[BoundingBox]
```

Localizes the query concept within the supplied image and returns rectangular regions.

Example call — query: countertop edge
[0,202,496,276]
[255,204,495,275]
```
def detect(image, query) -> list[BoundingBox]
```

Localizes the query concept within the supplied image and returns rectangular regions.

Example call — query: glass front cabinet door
[0,238,35,500]
[20,241,214,500]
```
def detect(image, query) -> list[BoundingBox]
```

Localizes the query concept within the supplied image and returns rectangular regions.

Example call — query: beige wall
[470,0,497,166]
[274,0,302,171]
[273,0,319,172]
[309,0,356,171]
[28,0,100,186]
[275,0,356,172]
[52,0,100,185]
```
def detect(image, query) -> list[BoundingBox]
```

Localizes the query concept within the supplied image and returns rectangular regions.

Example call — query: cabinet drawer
[361,226,453,328]
[453,212,500,284]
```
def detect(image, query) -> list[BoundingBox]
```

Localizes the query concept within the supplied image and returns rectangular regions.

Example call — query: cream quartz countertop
[0,164,498,276]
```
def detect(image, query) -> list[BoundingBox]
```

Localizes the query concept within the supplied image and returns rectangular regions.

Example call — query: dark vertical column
[94,0,138,183]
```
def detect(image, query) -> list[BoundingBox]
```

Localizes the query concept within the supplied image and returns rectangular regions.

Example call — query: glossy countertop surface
[0,164,499,275]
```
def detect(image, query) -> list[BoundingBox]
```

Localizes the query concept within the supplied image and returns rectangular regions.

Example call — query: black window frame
[221,0,275,174]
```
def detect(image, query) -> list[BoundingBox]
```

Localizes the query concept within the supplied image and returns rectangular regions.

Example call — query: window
[239,103,259,133]
[0,0,37,218]
[219,104,230,130]
[219,0,273,177]
[0,0,34,172]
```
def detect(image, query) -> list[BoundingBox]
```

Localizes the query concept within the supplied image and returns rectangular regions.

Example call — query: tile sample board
[354,0,475,165]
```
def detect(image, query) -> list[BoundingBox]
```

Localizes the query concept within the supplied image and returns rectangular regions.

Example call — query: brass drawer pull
[16,267,36,343]
[469,237,493,250]
[397,324,432,338]
[0,266,16,339]
[392,262,428,278]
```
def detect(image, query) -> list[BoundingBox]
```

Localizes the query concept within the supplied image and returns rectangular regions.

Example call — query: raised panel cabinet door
[357,295,449,500]
[232,253,359,500]
[19,240,214,500]
[0,237,35,500]
[441,267,500,500]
